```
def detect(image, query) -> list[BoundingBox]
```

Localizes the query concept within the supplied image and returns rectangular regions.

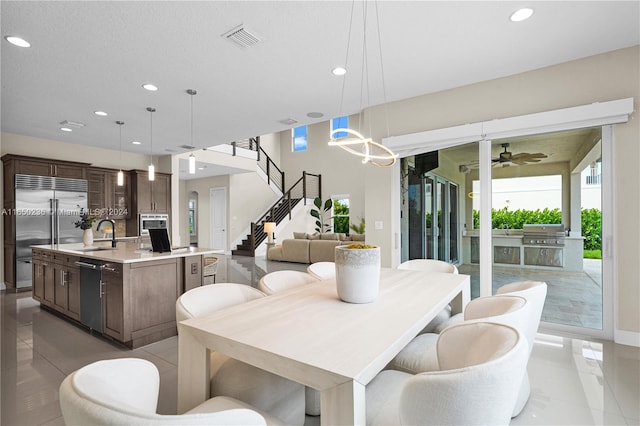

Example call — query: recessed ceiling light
[510,8,534,22]
[60,127,73,132]
[332,67,347,76]
[307,112,324,119]
[132,141,142,145]
[94,111,108,116]
[198,167,205,170]
[142,83,158,91]
[5,36,30,48]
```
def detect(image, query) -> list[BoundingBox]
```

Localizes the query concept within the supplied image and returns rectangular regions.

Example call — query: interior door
[210,187,227,251]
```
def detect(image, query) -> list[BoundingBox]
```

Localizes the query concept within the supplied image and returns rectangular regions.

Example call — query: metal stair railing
[245,171,321,256]
[231,136,285,194]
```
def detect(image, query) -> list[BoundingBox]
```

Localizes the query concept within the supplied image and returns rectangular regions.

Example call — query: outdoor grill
[522,224,566,247]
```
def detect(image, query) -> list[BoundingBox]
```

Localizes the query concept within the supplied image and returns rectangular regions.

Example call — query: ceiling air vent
[222,24,261,48]
[59,120,85,128]
[279,118,298,126]
[180,145,196,150]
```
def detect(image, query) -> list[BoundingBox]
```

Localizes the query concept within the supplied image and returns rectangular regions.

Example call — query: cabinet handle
[99,279,104,299]
[60,270,65,286]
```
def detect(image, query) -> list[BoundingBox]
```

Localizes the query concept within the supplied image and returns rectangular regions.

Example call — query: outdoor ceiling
[442,128,602,170]
[2,1,639,178]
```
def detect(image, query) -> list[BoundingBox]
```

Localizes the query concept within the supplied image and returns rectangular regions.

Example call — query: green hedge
[472,207,601,250]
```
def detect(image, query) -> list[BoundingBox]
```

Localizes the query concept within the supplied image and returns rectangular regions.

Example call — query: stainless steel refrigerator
[15,174,88,288]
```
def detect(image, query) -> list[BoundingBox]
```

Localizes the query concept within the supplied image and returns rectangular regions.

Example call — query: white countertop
[32,242,223,264]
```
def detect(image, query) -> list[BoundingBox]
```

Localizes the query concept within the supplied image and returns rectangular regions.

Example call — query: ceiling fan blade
[512,152,547,160]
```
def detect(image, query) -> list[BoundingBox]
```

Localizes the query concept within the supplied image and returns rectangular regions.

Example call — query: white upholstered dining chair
[258,270,319,295]
[397,258,459,334]
[367,321,528,425]
[306,261,336,280]
[176,283,305,425]
[397,258,459,274]
[496,280,548,416]
[59,358,282,425]
[387,294,530,375]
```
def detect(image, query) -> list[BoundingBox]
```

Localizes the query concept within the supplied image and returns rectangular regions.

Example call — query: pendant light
[187,89,197,174]
[146,107,156,181]
[328,0,397,167]
[116,121,125,186]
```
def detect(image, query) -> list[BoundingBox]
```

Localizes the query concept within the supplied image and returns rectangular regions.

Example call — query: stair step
[232,249,254,257]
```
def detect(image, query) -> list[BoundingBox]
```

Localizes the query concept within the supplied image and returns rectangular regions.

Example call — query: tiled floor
[460,259,604,329]
[1,255,637,425]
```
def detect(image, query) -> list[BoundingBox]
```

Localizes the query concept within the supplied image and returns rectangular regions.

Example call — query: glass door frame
[387,98,633,340]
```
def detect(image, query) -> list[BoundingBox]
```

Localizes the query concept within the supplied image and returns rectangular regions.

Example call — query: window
[292,125,308,152]
[332,196,350,234]
[331,116,349,139]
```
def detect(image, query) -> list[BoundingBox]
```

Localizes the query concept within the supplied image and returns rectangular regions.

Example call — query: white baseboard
[614,328,640,347]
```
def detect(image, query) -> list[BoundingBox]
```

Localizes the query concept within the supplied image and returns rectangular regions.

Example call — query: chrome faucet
[97,218,117,248]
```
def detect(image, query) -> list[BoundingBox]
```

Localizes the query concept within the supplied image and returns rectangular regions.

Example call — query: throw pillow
[320,233,338,240]
[293,232,307,239]
[352,234,365,241]
[307,233,320,240]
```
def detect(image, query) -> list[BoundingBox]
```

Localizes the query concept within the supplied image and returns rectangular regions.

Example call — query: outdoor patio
[459,259,603,329]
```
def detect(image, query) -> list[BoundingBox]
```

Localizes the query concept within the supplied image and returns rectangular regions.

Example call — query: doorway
[188,191,198,247]
[210,187,227,251]
[404,159,460,265]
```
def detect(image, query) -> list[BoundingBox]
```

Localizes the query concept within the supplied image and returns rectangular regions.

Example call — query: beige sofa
[268,233,365,263]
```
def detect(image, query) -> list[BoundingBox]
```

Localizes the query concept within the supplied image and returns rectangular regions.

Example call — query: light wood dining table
[177,267,470,425]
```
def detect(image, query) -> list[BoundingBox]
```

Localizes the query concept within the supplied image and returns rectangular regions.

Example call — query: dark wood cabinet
[50,254,81,321]
[102,263,124,341]
[87,167,130,219]
[127,170,171,236]
[43,260,55,307]
[32,251,45,301]
[29,247,204,348]
[2,155,89,289]
[3,155,88,179]
[130,170,171,213]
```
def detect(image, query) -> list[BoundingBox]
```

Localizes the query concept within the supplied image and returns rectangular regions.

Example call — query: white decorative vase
[82,229,94,247]
[334,244,380,304]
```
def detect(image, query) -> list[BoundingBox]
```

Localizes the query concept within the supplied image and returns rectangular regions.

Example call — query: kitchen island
[31,242,222,348]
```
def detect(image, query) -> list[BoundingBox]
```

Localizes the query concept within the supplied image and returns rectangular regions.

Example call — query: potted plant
[349,217,365,235]
[74,207,98,246]
[310,197,333,234]
[334,243,380,303]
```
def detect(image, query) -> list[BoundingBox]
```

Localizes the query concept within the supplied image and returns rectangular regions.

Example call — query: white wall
[277,113,367,231]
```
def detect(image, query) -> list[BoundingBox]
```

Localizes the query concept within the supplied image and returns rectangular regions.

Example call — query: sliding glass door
[401,158,460,265]
[400,128,607,333]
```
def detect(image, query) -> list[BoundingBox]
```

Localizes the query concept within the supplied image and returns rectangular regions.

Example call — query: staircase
[230,137,285,195]
[232,171,322,257]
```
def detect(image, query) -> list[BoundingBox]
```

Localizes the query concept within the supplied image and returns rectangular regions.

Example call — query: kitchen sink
[74,247,112,252]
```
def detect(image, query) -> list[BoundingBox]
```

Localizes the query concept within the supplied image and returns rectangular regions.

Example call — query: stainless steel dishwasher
[75,258,104,332]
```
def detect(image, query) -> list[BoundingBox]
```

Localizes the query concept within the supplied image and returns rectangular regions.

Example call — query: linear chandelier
[328,0,398,168]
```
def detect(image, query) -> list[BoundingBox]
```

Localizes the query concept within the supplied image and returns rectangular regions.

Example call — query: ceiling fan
[493,143,547,166]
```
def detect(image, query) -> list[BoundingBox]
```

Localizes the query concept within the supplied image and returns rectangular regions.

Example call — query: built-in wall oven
[139,213,168,236]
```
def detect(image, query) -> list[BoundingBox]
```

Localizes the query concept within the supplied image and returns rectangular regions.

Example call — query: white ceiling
[2,1,639,177]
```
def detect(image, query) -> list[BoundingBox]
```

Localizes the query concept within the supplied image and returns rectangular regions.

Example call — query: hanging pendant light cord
[190,92,194,147]
[337,0,356,119]
[374,0,390,139]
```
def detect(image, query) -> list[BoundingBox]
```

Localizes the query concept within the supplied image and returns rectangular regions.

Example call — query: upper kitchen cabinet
[87,167,130,219]
[129,170,171,213]
[2,154,88,180]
